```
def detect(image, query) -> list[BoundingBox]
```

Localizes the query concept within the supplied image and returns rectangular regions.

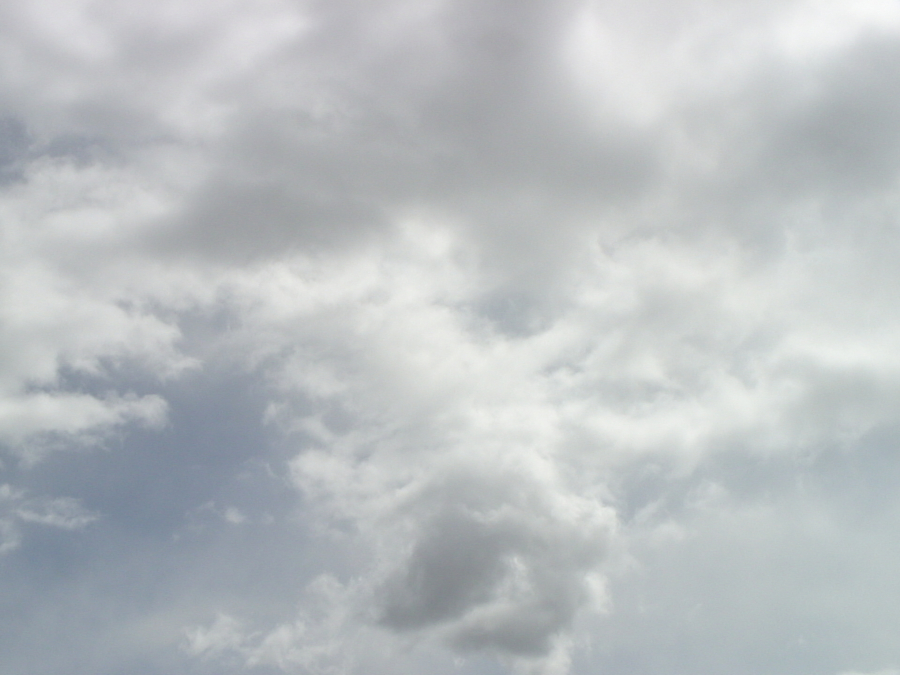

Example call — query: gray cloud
[5,1,900,674]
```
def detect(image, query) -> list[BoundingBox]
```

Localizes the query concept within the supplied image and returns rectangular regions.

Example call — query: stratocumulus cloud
[4,1,900,674]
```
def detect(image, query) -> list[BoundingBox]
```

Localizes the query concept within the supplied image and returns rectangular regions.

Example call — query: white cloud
[0,154,194,461]
[5,0,900,673]
[0,483,98,554]
[184,612,247,660]
[187,201,900,671]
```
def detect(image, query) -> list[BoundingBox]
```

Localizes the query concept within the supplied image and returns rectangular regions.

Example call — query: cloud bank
[4,1,900,674]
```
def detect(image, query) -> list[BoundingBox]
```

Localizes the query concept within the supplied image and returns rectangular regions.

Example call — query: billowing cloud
[4,1,900,674]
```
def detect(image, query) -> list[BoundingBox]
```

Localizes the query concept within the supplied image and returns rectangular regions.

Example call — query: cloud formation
[4,1,900,674]
[0,483,97,554]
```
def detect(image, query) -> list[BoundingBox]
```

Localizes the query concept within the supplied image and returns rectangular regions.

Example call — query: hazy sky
[4,1,900,674]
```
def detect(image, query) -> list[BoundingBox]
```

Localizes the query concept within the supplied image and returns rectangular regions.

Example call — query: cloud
[5,0,900,674]
[183,205,900,672]
[0,483,98,554]
[0,152,194,462]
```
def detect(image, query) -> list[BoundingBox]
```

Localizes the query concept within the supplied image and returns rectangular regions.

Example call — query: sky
[3,0,900,674]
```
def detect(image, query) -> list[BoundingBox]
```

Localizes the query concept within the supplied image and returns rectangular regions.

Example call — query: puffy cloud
[180,202,900,672]
[5,0,900,674]
[0,150,193,462]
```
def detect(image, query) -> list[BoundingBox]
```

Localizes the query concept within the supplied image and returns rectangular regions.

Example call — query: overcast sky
[4,1,900,674]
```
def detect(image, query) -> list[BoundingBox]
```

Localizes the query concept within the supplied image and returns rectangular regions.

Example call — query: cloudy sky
[4,1,900,674]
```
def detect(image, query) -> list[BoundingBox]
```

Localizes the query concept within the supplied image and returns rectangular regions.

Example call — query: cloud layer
[4,1,900,674]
